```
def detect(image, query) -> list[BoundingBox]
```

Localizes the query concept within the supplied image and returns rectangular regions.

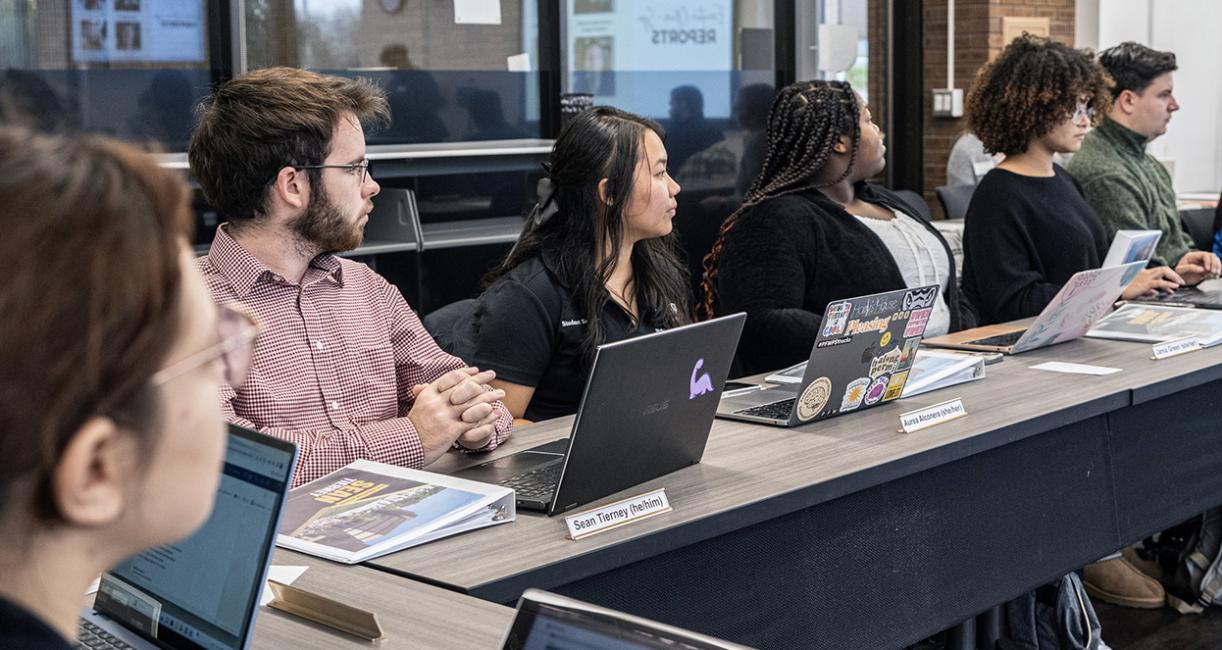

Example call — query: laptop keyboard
[77,620,136,650]
[734,397,796,420]
[499,460,562,502]
[967,330,1026,347]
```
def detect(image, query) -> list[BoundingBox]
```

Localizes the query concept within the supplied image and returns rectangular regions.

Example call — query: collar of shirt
[1097,117,1149,158]
[207,224,344,298]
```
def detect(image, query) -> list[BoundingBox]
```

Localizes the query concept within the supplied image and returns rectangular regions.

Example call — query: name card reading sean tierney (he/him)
[899,398,967,434]
[1151,337,1201,360]
[564,489,671,540]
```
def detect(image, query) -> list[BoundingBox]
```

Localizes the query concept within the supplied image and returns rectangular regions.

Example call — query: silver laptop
[78,425,297,650]
[499,589,754,649]
[923,261,1146,354]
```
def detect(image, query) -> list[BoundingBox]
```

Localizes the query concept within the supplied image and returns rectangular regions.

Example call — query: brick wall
[921,0,1075,218]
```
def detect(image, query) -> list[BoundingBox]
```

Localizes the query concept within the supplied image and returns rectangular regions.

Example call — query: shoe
[1082,555,1165,609]
[1122,545,1164,581]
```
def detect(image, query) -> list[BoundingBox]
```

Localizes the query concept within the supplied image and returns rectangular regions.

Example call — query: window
[0,0,215,151]
[244,0,543,145]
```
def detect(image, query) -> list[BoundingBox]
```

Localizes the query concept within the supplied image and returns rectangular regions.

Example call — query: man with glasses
[188,67,513,486]
[1067,42,1219,280]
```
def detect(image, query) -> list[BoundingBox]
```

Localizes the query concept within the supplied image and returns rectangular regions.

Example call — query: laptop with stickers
[717,286,939,427]
[922,261,1146,354]
[455,313,746,516]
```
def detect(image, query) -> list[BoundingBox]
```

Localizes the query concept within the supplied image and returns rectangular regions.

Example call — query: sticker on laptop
[899,337,921,367]
[821,301,853,337]
[840,376,871,412]
[903,287,938,311]
[864,374,889,406]
[904,308,933,338]
[884,371,909,400]
[880,331,892,347]
[796,376,833,421]
[869,347,902,378]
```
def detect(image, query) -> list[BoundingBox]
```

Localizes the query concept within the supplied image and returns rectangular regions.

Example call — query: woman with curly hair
[701,80,973,374]
[961,34,1181,325]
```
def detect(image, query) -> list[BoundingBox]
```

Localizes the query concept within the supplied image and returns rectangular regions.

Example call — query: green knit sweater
[1066,117,1195,267]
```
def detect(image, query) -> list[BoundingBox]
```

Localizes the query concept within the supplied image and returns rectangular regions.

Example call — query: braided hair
[700,80,861,319]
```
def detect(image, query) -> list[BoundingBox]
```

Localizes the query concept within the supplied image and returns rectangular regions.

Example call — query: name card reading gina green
[564,489,671,540]
[1151,336,1201,360]
[899,398,967,434]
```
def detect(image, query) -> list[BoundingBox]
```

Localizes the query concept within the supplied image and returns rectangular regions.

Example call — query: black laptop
[456,313,745,516]
[78,425,297,650]
[717,286,938,426]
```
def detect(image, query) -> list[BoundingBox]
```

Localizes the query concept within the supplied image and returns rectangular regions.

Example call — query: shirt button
[314,340,326,351]
[329,400,340,410]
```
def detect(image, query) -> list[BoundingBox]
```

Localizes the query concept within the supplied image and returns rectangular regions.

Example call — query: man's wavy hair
[966,34,1110,156]
[1098,41,1177,99]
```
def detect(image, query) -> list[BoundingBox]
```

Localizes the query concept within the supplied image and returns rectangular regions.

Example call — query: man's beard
[290,182,363,256]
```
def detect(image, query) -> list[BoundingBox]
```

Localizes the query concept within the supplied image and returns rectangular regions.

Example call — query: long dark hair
[700,80,861,319]
[489,106,690,362]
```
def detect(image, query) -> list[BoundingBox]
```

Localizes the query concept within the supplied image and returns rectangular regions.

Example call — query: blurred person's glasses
[294,160,372,184]
[1072,102,1095,123]
[151,304,260,390]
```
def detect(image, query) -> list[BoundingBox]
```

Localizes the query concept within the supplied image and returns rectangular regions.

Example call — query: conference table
[359,329,1222,649]
[251,549,515,649]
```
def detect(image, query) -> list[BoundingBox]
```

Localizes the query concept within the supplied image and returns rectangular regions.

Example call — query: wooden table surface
[366,333,1222,601]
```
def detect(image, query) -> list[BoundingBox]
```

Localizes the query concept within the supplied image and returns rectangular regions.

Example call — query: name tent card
[1152,337,1201,360]
[899,398,967,434]
[564,489,671,540]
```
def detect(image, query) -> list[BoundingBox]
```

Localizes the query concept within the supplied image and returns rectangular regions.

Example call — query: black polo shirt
[0,597,72,649]
[454,250,667,422]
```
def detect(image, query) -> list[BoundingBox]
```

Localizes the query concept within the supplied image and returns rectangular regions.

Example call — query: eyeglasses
[294,160,372,184]
[151,304,260,390]
[1072,102,1096,123]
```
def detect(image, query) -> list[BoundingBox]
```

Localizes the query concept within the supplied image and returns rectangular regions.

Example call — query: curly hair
[700,80,859,319]
[966,34,1110,156]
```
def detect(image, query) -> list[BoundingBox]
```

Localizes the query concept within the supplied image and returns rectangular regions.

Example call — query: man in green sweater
[1068,42,1218,282]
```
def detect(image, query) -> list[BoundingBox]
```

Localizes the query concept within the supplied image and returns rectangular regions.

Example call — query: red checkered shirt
[197,226,512,486]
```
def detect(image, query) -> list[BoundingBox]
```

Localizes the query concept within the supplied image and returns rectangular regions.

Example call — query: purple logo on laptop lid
[690,358,714,399]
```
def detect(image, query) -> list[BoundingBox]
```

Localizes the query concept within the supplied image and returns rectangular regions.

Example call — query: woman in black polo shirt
[701,80,974,375]
[454,107,690,422]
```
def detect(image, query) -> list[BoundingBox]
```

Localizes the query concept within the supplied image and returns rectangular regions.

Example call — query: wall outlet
[932,88,964,118]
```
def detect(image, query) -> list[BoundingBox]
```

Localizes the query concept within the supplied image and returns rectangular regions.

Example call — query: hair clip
[526,176,559,226]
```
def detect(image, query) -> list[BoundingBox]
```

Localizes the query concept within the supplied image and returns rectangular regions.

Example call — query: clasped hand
[409,367,505,465]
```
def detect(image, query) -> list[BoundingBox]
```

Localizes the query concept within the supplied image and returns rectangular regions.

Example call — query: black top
[453,249,668,422]
[961,166,1110,325]
[0,597,72,650]
[715,183,974,375]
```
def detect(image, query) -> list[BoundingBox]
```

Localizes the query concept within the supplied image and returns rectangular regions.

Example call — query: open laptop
[923,261,1146,354]
[455,313,745,516]
[79,424,297,650]
[717,286,939,427]
[1132,278,1222,310]
[499,589,753,650]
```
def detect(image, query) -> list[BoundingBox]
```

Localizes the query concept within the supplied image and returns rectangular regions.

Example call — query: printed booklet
[1086,303,1222,345]
[276,460,515,564]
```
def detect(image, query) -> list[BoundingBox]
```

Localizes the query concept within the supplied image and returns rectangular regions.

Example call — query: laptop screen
[95,425,296,650]
[502,592,745,650]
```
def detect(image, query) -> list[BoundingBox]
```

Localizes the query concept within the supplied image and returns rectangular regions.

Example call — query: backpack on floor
[1002,573,1104,650]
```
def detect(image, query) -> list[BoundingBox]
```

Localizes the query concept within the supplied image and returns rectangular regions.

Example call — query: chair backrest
[893,189,932,222]
[1179,207,1216,252]
[935,184,975,220]
[365,187,421,247]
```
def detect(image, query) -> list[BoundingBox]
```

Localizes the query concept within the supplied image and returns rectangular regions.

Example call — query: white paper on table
[86,576,100,595]
[455,0,501,24]
[1029,361,1122,376]
[259,566,309,606]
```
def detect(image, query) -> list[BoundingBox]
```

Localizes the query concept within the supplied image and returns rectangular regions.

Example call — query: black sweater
[715,183,974,375]
[961,167,1109,325]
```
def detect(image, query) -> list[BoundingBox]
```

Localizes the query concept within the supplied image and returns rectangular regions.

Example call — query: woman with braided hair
[702,80,972,375]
